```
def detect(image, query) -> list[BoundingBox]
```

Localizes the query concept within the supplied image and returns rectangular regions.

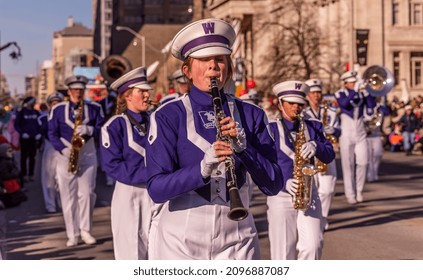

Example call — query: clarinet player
[145,18,282,260]
[267,81,335,260]
[48,75,105,247]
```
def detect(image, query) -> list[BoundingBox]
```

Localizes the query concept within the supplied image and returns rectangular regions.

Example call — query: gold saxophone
[322,101,337,145]
[293,116,317,211]
[68,101,85,174]
[314,102,330,174]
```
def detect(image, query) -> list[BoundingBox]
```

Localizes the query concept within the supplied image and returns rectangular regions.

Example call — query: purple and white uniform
[267,118,334,260]
[100,110,154,260]
[334,88,376,201]
[146,86,282,260]
[48,100,104,241]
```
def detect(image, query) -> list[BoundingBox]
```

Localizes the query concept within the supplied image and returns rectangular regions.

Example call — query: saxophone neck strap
[280,118,296,146]
[124,112,146,134]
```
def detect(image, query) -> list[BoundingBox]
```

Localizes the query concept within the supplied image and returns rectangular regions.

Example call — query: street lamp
[115,25,145,67]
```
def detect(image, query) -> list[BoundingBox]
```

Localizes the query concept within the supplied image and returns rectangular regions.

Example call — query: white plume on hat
[305,79,323,92]
[272,81,309,105]
[340,71,358,83]
[110,67,152,94]
[171,18,236,61]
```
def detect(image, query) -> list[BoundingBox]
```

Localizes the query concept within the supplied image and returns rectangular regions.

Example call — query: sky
[0,0,92,95]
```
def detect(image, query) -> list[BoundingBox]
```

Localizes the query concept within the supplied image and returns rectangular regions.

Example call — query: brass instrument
[293,117,317,211]
[315,102,333,174]
[100,55,133,85]
[210,77,248,221]
[364,110,383,135]
[362,65,395,97]
[68,101,85,174]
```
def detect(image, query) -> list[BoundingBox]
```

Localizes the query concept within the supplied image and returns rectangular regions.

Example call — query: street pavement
[2,150,423,260]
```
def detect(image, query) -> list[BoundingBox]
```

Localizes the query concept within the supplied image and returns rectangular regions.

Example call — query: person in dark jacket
[14,96,41,182]
[398,105,420,155]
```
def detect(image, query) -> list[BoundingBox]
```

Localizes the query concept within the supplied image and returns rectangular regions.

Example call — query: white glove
[231,124,246,153]
[286,178,299,196]
[300,141,317,159]
[61,147,71,158]
[22,133,30,139]
[324,126,335,135]
[75,125,94,136]
[200,144,219,178]
[35,134,42,140]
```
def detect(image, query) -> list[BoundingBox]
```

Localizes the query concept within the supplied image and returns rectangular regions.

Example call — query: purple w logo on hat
[295,83,302,90]
[202,22,215,34]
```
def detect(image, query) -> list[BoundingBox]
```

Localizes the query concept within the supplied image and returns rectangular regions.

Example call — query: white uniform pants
[314,160,337,219]
[111,182,154,260]
[267,186,323,260]
[148,186,259,260]
[367,136,383,182]
[56,139,97,239]
[339,116,368,200]
[41,140,60,211]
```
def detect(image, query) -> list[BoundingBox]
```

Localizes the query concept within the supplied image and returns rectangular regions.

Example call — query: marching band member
[267,81,335,260]
[160,69,190,105]
[48,75,105,247]
[38,92,64,213]
[364,100,389,182]
[100,67,154,260]
[303,79,340,230]
[146,18,282,260]
[335,71,376,204]
[14,96,41,182]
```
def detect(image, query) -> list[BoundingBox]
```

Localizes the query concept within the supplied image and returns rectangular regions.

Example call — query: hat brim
[344,77,357,83]
[130,81,152,90]
[280,96,307,105]
[68,82,86,89]
[189,46,232,59]
[308,86,322,92]
[175,77,188,84]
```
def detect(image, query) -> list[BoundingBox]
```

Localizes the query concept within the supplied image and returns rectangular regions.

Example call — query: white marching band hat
[171,18,236,61]
[47,92,65,105]
[305,79,323,92]
[65,75,89,89]
[272,81,309,105]
[172,69,188,84]
[340,70,358,83]
[110,67,152,95]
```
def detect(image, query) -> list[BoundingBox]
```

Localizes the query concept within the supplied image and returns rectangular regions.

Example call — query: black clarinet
[210,77,248,221]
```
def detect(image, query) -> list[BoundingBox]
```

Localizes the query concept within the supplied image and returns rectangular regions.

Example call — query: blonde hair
[114,88,133,115]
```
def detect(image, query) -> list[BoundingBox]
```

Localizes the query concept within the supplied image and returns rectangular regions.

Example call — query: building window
[410,1,423,25]
[410,52,423,87]
[394,51,400,85]
[392,1,399,25]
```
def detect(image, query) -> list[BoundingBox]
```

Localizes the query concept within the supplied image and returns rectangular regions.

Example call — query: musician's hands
[300,141,317,159]
[220,117,246,153]
[21,133,30,139]
[286,178,299,196]
[200,141,233,178]
[76,125,94,136]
